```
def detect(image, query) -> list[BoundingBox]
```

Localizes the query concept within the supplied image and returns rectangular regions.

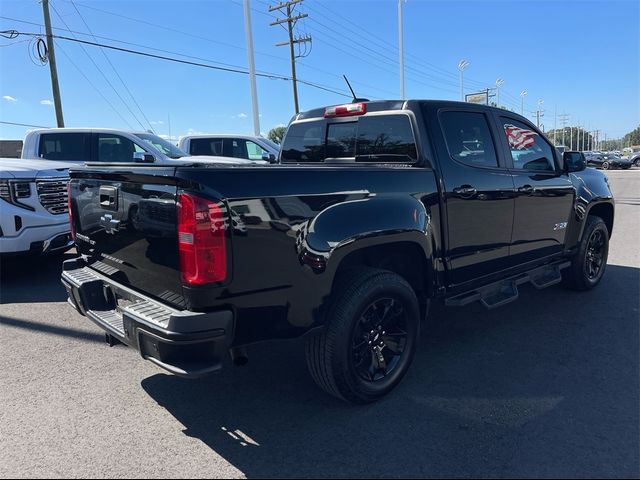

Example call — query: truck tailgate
[70,166,186,307]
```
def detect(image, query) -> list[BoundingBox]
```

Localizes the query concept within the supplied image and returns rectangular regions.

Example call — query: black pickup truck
[62,100,614,403]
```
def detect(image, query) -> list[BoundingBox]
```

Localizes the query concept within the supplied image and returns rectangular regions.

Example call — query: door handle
[99,186,119,210]
[517,184,534,195]
[453,185,478,198]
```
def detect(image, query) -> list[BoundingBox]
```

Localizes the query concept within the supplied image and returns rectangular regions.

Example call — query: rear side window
[189,138,223,156]
[439,111,499,168]
[281,114,417,163]
[38,133,89,161]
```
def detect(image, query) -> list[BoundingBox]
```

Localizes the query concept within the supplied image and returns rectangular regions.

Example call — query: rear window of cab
[281,114,417,163]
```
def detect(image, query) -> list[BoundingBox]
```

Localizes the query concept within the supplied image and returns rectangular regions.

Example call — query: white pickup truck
[22,129,268,165]
[177,134,279,163]
[0,158,73,255]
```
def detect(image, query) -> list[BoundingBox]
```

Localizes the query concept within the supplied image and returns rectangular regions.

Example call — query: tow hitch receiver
[105,333,122,347]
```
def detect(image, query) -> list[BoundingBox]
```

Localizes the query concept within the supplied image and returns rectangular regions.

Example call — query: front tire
[563,215,609,290]
[602,161,610,170]
[305,268,420,404]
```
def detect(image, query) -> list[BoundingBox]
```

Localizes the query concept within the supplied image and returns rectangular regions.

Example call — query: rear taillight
[324,102,366,118]
[177,192,227,285]
[67,182,75,241]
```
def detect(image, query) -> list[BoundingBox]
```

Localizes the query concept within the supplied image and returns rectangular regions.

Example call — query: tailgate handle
[99,186,119,210]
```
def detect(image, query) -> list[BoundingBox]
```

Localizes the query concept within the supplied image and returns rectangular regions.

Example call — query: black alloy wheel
[585,228,606,281]
[351,297,408,382]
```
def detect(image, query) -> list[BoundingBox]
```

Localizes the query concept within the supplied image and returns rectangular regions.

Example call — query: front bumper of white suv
[0,177,72,255]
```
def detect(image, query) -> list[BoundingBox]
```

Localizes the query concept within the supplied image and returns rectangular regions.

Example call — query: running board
[445,261,571,310]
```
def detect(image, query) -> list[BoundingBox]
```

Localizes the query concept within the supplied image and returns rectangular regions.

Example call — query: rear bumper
[61,258,234,378]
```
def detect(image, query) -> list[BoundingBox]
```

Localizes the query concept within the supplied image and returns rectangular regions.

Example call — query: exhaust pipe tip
[230,347,249,366]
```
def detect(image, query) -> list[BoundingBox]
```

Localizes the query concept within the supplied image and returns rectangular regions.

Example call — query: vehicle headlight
[0,180,11,203]
[0,179,34,210]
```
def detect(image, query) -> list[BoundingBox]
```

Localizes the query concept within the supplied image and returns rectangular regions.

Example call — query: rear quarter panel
[564,167,615,248]
[177,165,440,344]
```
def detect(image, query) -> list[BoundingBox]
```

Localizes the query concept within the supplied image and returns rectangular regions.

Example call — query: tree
[545,127,593,150]
[267,126,287,144]
[623,126,640,147]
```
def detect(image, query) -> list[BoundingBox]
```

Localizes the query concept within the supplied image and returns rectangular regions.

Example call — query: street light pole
[243,0,260,136]
[520,90,527,115]
[458,60,469,102]
[495,78,504,108]
[398,0,405,99]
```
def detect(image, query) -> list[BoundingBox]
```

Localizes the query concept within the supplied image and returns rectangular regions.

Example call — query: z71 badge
[554,222,568,231]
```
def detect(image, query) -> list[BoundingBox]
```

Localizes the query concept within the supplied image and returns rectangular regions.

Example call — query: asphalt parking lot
[1,170,638,479]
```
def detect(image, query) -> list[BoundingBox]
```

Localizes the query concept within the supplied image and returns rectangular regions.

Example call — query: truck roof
[295,99,528,121]
[26,128,154,135]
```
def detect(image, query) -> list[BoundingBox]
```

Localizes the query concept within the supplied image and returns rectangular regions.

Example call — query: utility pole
[269,0,311,114]
[42,0,64,127]
[558,113,570,146]
[553,105,557,145]
[570,126,574,150]
[533,99,544,128]
[243,0,260,136]
[398,0,405,99]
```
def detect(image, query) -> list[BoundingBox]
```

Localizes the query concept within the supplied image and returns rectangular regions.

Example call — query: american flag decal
[504,124,538,150]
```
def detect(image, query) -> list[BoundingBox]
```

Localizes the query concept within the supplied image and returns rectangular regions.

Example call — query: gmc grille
[37,178,69,215]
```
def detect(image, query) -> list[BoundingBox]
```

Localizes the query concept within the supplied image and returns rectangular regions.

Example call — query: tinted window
[281,122,325,162]
[501,118,555,171]
[97,134,144,163]
[227,139,249,159]
[281,114,416,163]
[440,111,499,168]
[38,133,88,161]
[356,115,417,162]
[189,138,223,156]
[326,122,357,158]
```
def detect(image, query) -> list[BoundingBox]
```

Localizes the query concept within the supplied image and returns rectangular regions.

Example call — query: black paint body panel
[68,100,614,346]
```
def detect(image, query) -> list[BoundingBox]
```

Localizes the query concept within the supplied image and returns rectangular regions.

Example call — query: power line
[0,120,51,128]
[303,23,458,95]
[5,30,351,98]
[69,1,290,65]
[47,1,148,130]
[55,42,136,129]
[227,2,390,98]
[67,0,155,132]
[269,0,312,113]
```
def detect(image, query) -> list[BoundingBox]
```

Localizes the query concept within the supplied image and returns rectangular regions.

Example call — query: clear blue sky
[0,0,638,141]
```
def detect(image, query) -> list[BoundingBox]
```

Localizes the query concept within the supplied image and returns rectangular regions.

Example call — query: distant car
[0,157,74,256]
[22,129,267,165]
[177,134,279,163]
[587,153,632,170]
[628,152,640,167]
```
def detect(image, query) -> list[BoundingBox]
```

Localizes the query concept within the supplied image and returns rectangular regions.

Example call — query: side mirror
[564,151,586,173]
[133,152,156,163]
[262,152,277,163]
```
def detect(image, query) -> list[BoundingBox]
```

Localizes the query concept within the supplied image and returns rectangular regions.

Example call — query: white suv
[0,158,73,255]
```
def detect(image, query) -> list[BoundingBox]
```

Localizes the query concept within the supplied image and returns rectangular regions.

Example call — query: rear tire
[562,215,609,291]
[305,268,420,404]
[602,161,610,170]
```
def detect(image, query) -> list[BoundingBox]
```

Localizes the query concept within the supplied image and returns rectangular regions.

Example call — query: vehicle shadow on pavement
[0,251,75,304]
[145,264,639,478]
